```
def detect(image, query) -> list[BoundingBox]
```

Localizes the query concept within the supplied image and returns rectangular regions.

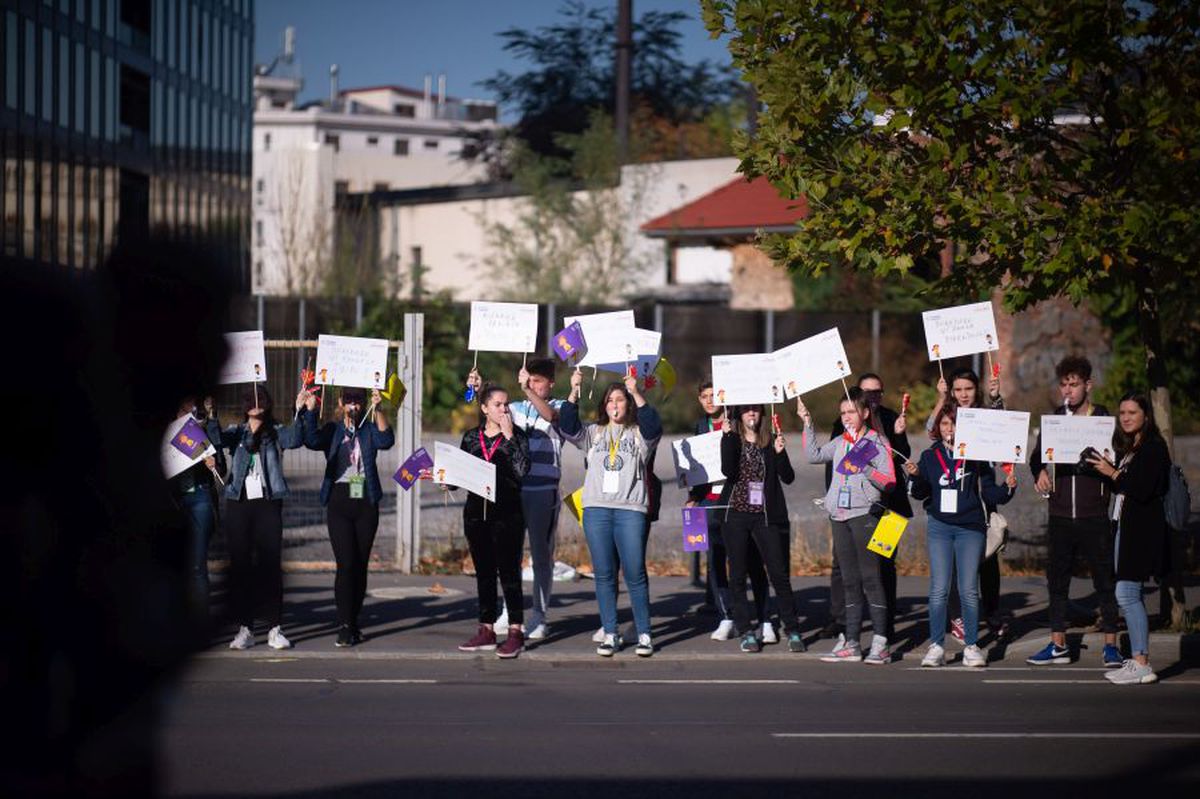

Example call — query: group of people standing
[171,352,1179,684]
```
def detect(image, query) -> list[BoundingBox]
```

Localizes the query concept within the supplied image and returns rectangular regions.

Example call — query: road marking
[773,733,1200,739]
[618,679,799,685]
[248,678,330,684]
[338,679,438,684]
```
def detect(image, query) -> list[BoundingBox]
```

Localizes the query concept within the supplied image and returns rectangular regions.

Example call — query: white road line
[618,679,799,685]
[337,679,438,684]
[248,678,330,684]
[772,733,1200,739]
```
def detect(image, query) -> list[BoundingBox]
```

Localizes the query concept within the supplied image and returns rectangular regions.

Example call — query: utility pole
[615,0,633,163]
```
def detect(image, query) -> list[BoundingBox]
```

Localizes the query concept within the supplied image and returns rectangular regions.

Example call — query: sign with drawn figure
[711,353,783,406]
[682,507,710,552]
[952,407,1032,464]
[563,310,637,369]
[772,327,852,398]
[922,301,1000,361]
[432,441,497,502]
[217,331,267,385]
[313,334,390,389]
[1040,415,1117,465]
[393,447,434,491]
[161,413,217,480]
[551,321,588,363]
[467,301,540,354]
[598,327,662,377]
[670,430,726,489]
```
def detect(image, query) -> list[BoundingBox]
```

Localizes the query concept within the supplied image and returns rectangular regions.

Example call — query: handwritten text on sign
[467,301,539,354]
[217,330,267,385]
[711,353,783,406]
[1040,415,1116,464]
[952,407,1032,464]
[772,327,851,398]
[432,441,497,502]
[314,334,390,389]
[922,301,1000,361]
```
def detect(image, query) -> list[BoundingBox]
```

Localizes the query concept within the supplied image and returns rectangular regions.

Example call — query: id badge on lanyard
[349,474,365,499]
[837,484,852,509]
[245,454,264,500]
[748,481,765,507]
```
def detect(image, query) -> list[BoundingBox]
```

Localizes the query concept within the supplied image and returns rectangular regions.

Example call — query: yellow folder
[866,511,907,558]
[563,487,585,525]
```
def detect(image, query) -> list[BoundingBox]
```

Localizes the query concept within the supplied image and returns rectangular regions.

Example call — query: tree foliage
[704,0,1200,436]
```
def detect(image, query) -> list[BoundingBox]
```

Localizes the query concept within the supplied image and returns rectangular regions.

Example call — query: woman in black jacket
[718,405,805,654]
[1085,392,1170,686]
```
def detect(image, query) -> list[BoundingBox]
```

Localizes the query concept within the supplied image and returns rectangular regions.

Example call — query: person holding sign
[560,371,663,657]
[1026,356,1121,666]
[798,388,897,664]
[217,387,310,651]
[905,405,1017,668]
[302,388,395,648]
[1087,392,1170,685]
[717,405,806,654]
[454,385,531,659]
[167,396,226,617]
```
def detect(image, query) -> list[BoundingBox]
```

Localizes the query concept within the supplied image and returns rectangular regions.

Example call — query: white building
[251,72,498,295]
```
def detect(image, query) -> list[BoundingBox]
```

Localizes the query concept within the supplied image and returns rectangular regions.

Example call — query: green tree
[703,0,1200,447]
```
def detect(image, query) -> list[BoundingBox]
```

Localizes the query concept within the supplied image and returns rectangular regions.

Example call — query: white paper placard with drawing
[598,327,661,376]
[1040,414,1116,465]
[711,353,783,406]
[670,430,726,488]
[313,334,390,389]
[952,407,1032,464]
[467,301,540,354]
[432,440,498,501]
[563,310,637,369]
[772,327,852,398]
[922,301,1000,361]
[217,330,268,385]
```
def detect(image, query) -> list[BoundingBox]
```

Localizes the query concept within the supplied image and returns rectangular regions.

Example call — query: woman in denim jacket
[217,386,309,650]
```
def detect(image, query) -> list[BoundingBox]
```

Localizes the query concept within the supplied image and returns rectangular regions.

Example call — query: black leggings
[224,498,284,628]
[465,513,525,626]
[723,512,799,635]
[327,483,380,627]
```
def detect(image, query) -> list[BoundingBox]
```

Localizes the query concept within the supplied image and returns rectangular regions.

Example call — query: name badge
[1111,494,1125,522]
[837,485,852,509]
[940,489,958,514]
[748,481,765,507]
[245,473,264,500]
[349,474,365,499]
[602,469,621,495]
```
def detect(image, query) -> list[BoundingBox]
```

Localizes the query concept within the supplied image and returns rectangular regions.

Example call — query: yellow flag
[866,511,907,558]
[380,373,407,408]
[562,487,585,525]
[655,356,677,397]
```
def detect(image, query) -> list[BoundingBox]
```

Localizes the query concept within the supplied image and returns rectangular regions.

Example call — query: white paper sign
[922,301,1000,361]
[563,310,637,369]
[772,327,852,398]
[314,334,389,389]
[467,301,539,354]
[217,331,268,385]
[161,414,217,480]
[598,327,661,377]
[1040,415,1116,464]
[671,430,726,488]
[952,407,1032,464]
[432,440,498,501]
[711,353,784,406]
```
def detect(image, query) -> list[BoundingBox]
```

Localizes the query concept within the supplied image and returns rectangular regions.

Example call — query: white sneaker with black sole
[592,626,607,643]
[635,633,654,657]
[526,623,548,641]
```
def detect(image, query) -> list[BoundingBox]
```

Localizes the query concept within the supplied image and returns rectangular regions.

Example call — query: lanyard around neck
[479,429,503,462]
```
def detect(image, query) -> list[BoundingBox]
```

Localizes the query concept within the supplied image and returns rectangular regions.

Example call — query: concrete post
[395,313,425,572]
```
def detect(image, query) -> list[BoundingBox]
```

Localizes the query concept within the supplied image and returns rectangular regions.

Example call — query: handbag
[978,467,1009,559]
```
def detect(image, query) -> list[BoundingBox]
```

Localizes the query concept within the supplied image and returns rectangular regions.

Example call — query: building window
[325,133,340,152]
[263,132,271,151]
[254,219,263,240]
[366,135,378,146]
[255,179,264,193]
[393,103,414,118]
[393,139,408,156]
[423,139,438,150]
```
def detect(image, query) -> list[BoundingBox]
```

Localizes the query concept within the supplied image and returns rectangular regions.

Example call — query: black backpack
[1164,463,1191,532]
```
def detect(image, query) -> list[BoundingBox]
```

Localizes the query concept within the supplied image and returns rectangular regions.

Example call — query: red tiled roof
[640,176,808,235]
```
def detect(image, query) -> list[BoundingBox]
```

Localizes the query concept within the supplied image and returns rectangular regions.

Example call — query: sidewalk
[197,573,1199,667]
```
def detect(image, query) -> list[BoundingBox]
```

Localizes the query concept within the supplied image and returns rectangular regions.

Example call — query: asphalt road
[161,655,1200,798]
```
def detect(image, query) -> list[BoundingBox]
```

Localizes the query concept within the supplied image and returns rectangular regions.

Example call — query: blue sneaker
[1102,644,1123,668]
[1026,642,1071,665]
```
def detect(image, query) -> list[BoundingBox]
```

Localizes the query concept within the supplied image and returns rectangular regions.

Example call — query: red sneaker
[458,623,497,652]
[950,617,966,643]
[496,625,524,659]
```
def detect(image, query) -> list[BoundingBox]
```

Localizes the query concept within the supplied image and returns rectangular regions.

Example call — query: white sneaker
[711,619,736,641]
[492,608,510,635]
[1104,659,1158,685]
[229,625,254,650]
[635,633,654,657]
[761,622,778,644]
[526,623,549,641]
[921,643,945,667]
[592,626,607,643]
[962,644,987,668]
[863,634,892,665]
[267,625,292,650]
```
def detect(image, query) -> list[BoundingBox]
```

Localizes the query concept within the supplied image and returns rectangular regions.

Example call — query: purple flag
[393,447,434,491]
[682,507,709,552]
[170,417,209,459]
[836,437,880,476]
[551,321,587,363]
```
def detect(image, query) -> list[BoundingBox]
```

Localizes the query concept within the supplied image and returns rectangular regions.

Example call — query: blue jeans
[180,489,215,612]
[583,506,652,636]
[927,517,984,647]
[1115,580,1149,656]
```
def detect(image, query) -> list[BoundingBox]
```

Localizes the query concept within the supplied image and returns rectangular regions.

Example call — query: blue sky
[254,0,732,114]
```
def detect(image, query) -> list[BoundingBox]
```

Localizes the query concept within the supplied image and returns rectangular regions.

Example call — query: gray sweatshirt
[802,425,897,521]
[560,401,663,514]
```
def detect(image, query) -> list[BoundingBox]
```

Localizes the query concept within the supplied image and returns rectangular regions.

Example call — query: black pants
[465,513,525,626]
[327,483,381,628]
[723,512,799,635]
[1047,515,1119,633]
[979,551,1001,619]
[830,548,897,637]
[225,498,284,628]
